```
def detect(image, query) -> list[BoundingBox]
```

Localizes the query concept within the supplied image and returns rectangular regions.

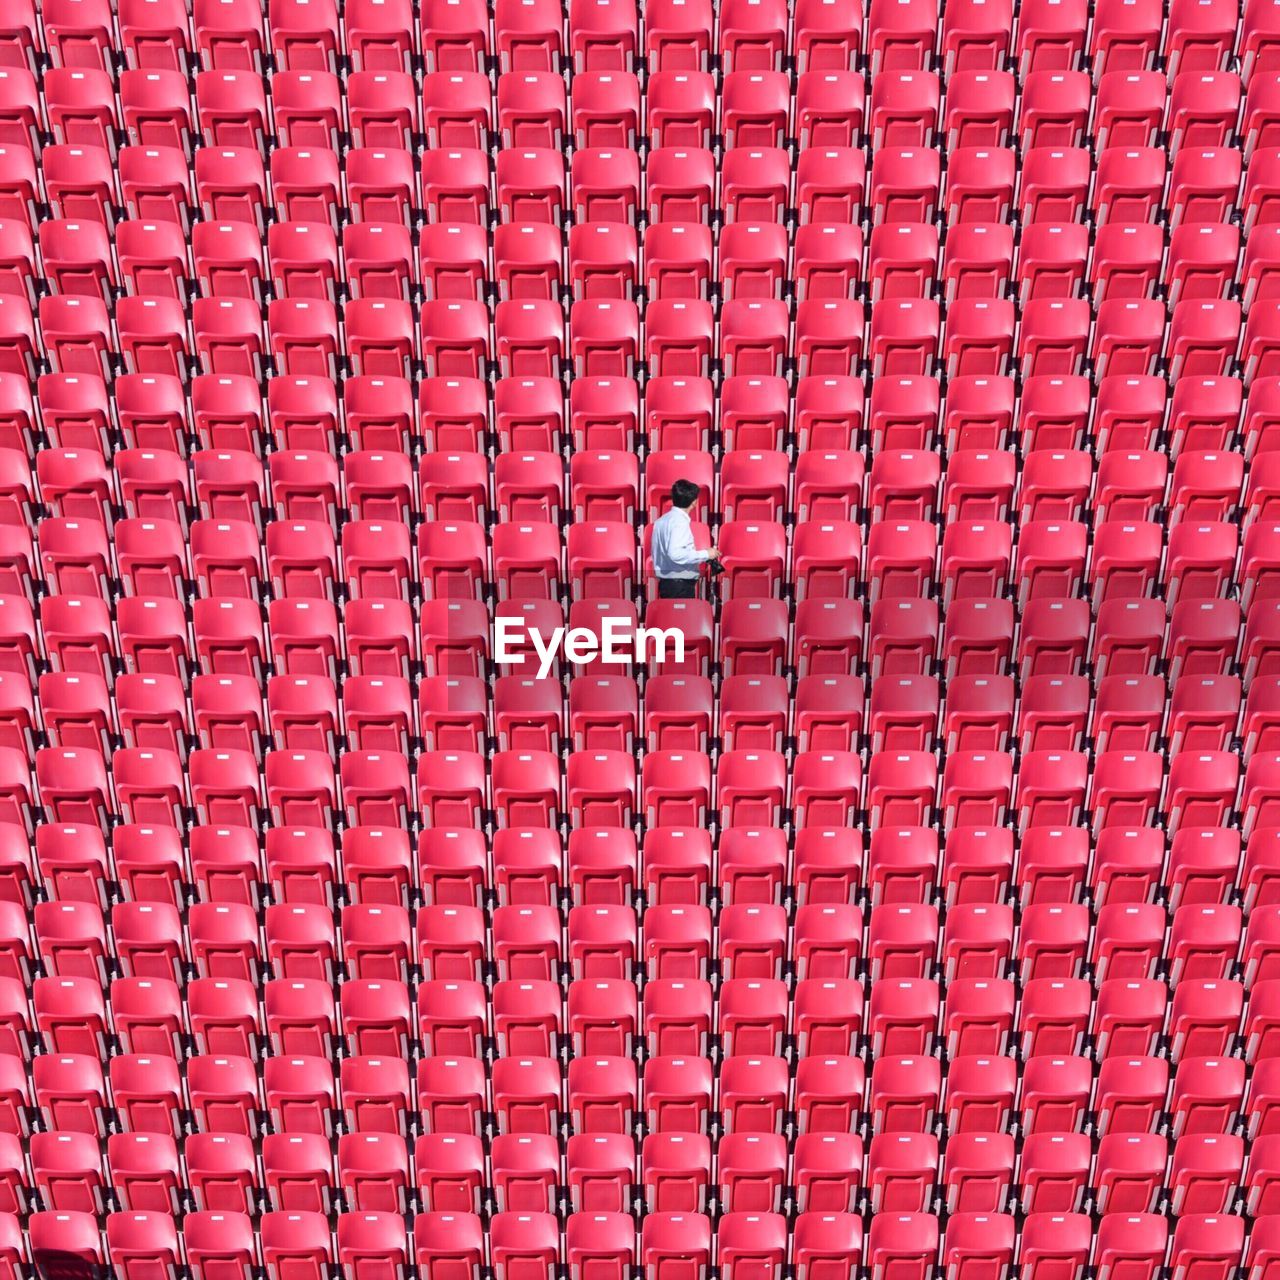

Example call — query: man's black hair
[670,479,700,509]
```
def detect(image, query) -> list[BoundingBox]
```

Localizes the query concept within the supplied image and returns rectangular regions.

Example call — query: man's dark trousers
[658,578,699,599]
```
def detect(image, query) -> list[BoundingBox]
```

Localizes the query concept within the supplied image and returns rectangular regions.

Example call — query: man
[651,478,720,598]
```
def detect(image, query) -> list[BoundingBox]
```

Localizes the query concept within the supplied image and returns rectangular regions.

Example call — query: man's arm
[665,517,714,570]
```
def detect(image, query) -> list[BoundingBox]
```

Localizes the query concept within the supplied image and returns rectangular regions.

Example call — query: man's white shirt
[651,505,711,581]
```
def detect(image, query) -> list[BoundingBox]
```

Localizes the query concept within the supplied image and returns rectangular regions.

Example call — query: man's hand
[706,546,720,560]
